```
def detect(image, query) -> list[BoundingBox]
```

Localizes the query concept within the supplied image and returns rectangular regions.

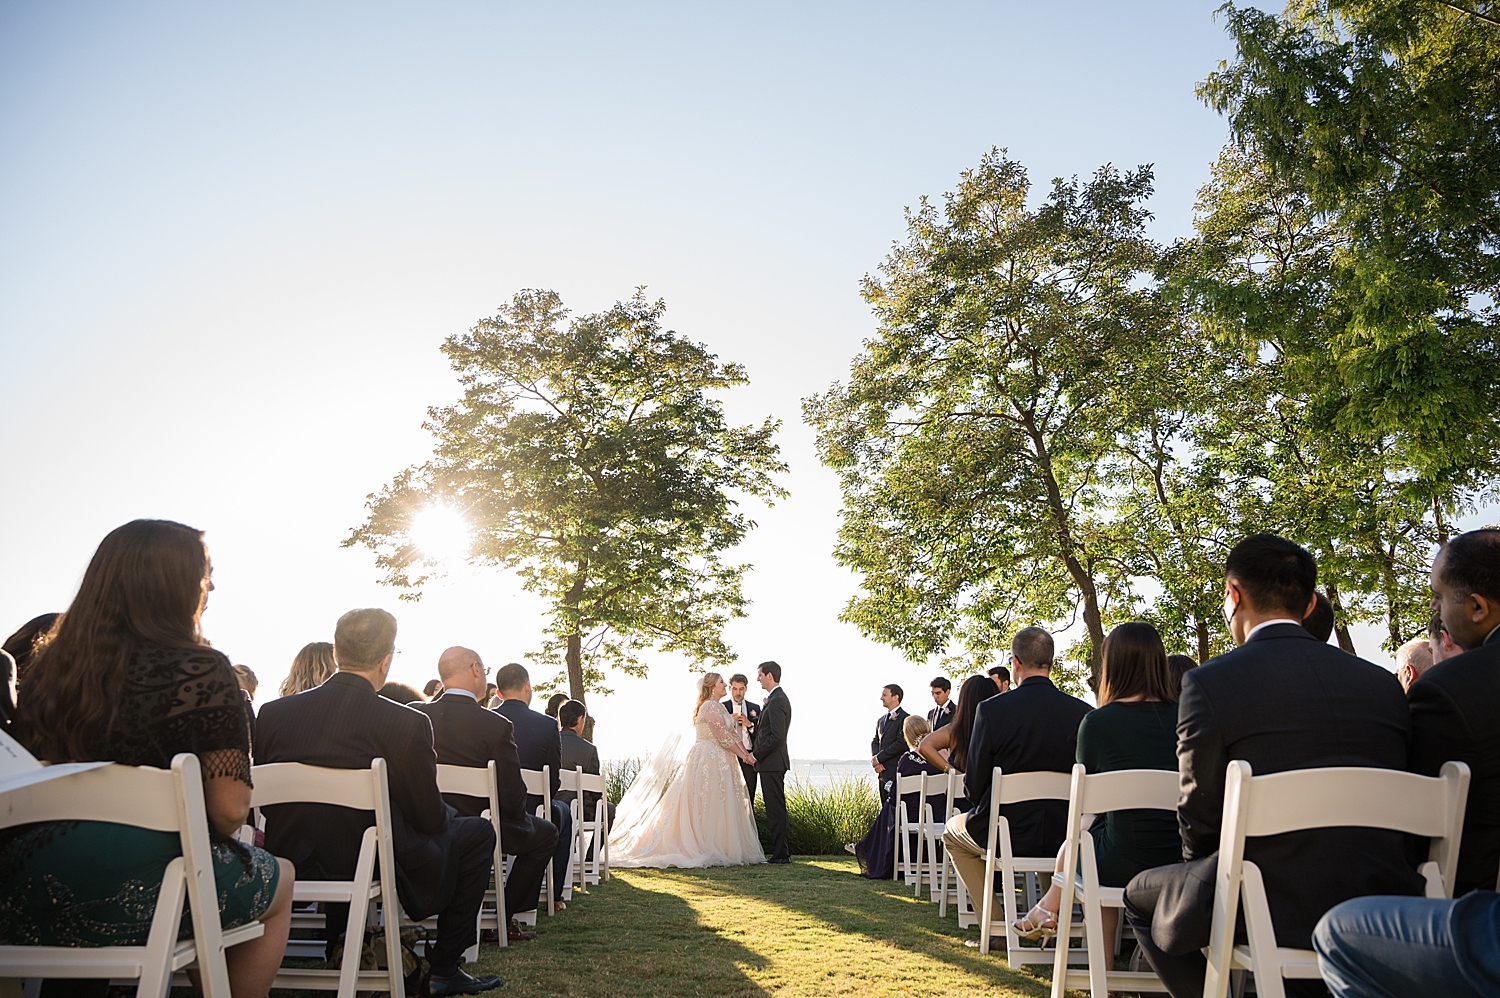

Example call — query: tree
[804,150,1173,691]
[346,289,787,715]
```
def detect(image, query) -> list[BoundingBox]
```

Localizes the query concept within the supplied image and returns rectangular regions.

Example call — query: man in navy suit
[722,673,761,799]
[492,662,572,908]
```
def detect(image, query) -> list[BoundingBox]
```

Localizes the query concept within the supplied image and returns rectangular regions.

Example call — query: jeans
[1314,896,1486,998]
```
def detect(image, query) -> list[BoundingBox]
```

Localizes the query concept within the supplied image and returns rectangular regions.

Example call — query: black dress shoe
[428,969,504,996]
[770,857,791,864]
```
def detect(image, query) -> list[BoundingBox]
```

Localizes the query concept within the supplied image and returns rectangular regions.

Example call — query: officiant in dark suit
[414,646,557,940]
[722,673,761,799]
[492,662,573,908]
[750,661,792,863]
[256,609,502,997]
[871,685,910,804]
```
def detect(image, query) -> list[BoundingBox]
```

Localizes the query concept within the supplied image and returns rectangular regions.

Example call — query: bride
[609,672,767,868]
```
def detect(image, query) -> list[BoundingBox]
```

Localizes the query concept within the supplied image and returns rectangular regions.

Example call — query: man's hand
[733,714,751,727]
[746,755,757,765]
[872,758,885,774]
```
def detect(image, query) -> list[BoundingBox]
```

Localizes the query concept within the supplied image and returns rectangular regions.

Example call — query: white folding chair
[434,763,507,952]
[1203,760,1471,998]
[893,772,925,890]
[566,768,610,890]
[974,767,1074,967]
[1050,764,1179,998]
[918,771,952,902]
[0,754,262,998]
[518,767,555,918]
[251,760,406,998]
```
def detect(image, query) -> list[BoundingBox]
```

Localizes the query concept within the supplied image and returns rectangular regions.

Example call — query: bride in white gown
[609,672,767,868]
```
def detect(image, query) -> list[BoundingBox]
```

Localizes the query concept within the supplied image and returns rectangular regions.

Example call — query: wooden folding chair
[251,760,406,998]
[974,767,1074,967]
[434,762,507,951]
[0,754,262,998]
[1202,760,1471,998]
[1050,764,1179,998]
[518,767,555,918]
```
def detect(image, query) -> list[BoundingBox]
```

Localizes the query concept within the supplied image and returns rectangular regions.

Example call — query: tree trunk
[1195,615,1211,666]
[1324,583,1357,654]
[563,567,593,740]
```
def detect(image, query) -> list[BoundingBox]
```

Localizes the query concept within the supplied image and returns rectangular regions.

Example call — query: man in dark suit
[722,673,761,799]
[942,626,1090,905]
[413,646,557,940]
[749,660,792,863]
[556,699,614,827]
[492,662,572,908]
[927,676,954,731]
[256,610,502,997]
[1124,535,1424,998]
[870,684,910,804]
[1409,529,1500,897]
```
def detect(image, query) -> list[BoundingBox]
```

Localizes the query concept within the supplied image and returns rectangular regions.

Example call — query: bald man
[1395,637,1434,693]
[415,646,558,940]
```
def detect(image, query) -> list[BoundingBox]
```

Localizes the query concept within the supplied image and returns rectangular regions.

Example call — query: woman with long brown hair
[279,640,336,697]
[1,520,293,998]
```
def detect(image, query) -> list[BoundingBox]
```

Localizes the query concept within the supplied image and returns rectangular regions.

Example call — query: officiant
[723,673,761,799]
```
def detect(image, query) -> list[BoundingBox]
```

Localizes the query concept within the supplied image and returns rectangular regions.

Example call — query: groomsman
[870,685,909,804]
[722,673,761,799]
[926,676,954,730]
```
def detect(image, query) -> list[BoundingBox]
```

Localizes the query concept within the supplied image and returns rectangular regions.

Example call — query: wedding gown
[609,700,767,868]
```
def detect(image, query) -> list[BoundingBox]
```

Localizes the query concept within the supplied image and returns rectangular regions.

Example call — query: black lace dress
[0,642,281,946]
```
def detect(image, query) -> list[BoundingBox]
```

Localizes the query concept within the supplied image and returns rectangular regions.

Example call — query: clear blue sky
[1,2,1286,759]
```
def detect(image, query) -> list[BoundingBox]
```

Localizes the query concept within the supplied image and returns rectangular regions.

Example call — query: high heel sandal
[1012,901,1058,941]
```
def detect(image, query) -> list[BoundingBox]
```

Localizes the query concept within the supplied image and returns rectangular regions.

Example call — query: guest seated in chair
[556,699,615,832]
[850,715,942,878]
[493,662,573,910]
[2,520,294,998]
[1123,535,1422,998]
[415,646,558,943]
[256,609,503,997]
[1010,621,1182,948]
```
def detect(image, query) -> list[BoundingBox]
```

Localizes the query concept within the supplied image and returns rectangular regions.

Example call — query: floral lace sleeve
[134,645,254,786]
[699,702,748,760]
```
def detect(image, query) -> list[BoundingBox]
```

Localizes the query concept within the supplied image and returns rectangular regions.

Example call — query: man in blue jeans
[1314,893,1500,997]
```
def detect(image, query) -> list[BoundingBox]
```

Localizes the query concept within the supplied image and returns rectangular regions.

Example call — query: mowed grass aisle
[469,857,1051,997]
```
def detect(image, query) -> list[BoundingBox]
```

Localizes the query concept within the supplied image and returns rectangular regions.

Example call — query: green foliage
[603,757,642,807]
[752,778,882,855]
[346,289,787,701]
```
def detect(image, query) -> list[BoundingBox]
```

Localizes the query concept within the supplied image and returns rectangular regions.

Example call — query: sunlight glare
[411,505,472,564]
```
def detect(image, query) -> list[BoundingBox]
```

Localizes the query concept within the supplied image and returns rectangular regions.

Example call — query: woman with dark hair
[279,641,335,697]
[2,611,61,683]
[1166,653,1197,691]
[1012,621,1180,944]
[1,520,293,998]
[377,681,425,705]
[545,692,568,718]
[848,715,943,878]
[915,673,1002,777]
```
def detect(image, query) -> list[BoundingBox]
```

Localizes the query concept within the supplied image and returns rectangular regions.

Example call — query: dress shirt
[444,688,478,701]
[1246,618,1302,641]
[728,697,752,748]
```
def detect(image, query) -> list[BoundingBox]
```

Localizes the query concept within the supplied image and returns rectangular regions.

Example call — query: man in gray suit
[555,699,614,829]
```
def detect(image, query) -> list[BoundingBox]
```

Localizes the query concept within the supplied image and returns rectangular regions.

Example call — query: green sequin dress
[0,642,281,946]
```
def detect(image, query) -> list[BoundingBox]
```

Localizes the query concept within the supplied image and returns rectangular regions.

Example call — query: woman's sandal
[1012,901,1059,941]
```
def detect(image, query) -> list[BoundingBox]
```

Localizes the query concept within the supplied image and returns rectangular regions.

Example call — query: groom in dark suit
[722,673,761,799]
[749,660,792,863]
[870,684,909,804]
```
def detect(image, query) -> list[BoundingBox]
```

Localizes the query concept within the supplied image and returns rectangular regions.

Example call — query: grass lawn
[467,857,1055,997]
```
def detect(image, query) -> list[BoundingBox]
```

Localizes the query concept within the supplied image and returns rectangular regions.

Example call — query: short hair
[987,664,1011,683]
[757,660,781,683]
[378,681,424,705]
[334,608,398,670]
[929,676,951,692]
[231,663,258,696]
[1430,611,1448,638]
[1099,622,1177,705]
[422,679,443,697]
[1166,654,1198,691]
[1224,534,1317,617]
[1302,591,1335,643]
[901,714,931,748]
[883,683,904,702]
[559,699,587,729]
[1011,627,1054,669]
[493,662,529,695]
[729,673,749,686]
[1438,530,1500,604]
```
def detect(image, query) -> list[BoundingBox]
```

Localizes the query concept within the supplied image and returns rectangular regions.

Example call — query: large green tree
[347,289,787,710]
[804,150,1173,691]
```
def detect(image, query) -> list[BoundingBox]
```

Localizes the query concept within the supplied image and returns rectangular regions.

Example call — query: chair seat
[0,922,264,980]
[1051,873,1126,908]
[293,879,381,903]
[1231,944,1321,978]
[1061,968,1173,992]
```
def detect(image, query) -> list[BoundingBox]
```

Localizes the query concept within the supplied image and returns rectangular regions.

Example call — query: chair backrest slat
[895,773,925,794]
[251,762,380,809]
[994,770,1073,805]
[558,768,583,792]
[1076,768,1180,814]
[577,772,606,793]
[436,764,491,798]
[1241,766,1461,838]
[0,763,182,831]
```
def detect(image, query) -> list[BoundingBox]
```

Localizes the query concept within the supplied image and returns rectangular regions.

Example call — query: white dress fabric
[609,701,767,868]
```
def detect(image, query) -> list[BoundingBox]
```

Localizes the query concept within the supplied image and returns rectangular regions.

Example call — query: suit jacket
[1408,627,1500,896]
[1177,622,1424,948]
[412,692,555,856]
[964,675,1091,857]
[872,707,910,767]
[494,698,563,807]
[255,672,456,919]
[721,696,760,753]
[927,701,955,731]
[752,686,791,774]
[556,728,602,812]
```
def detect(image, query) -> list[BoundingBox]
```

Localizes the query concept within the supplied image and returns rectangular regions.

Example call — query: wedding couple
[610,660,791,868]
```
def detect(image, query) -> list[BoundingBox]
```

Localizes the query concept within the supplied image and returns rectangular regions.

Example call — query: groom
[749,660,792,864]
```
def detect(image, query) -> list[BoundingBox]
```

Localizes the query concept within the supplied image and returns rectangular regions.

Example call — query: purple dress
[854,751,943,879]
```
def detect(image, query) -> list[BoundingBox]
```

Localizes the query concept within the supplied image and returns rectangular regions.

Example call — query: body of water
[789,759,876,790]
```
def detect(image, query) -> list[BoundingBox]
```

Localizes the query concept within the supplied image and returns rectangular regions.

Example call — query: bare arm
[916,727,954,772]
[702,704,752,762]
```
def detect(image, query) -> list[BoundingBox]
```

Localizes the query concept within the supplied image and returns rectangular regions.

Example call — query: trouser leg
[1314,896,1483,998]
[502,816,557,917]
[549,799,572,899]
[1123,862,1213,998]
[428,817,496,976]
[761,771,789,861]
[741,761,758,800]
[941,814,987,907]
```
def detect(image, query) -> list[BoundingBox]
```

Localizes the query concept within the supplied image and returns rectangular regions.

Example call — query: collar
[1485,623,1500,647]
[1246,618,1305,641]
[1016,674,1054,688]
[887,707,901,718]
[330,671,378,693]
[443,688,479,701]
[763,685,781,701]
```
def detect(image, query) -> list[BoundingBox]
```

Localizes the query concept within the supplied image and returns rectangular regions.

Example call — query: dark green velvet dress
[0,642,281,946]
[1075,700,1181,888]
